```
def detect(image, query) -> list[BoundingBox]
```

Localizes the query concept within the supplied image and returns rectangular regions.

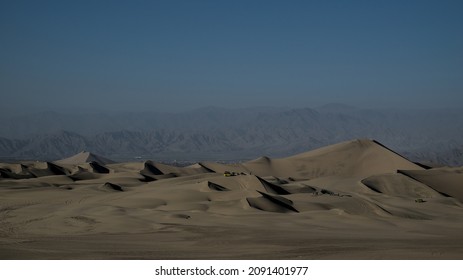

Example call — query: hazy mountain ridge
[1,105,462,164]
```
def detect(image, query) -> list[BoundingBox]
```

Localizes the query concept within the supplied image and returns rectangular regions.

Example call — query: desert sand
[0,139,462,259]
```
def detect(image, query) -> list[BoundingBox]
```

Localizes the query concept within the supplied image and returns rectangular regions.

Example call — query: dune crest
[55,151,115,165]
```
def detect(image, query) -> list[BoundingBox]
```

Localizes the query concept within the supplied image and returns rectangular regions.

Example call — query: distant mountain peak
[315,103,358,113]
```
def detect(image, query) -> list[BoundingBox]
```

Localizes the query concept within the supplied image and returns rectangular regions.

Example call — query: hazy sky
[1,0,462,111]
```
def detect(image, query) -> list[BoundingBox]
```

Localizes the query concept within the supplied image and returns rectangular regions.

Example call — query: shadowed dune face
[247,191,299,213]
[361,173,441,198]
[1,139,463,259]
[398,168,463,203]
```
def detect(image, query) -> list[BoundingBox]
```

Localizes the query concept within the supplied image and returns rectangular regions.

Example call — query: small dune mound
[0,168,36,179]
[269,176,289,184]
[361,173,440,198]
[207,181,229,191]
[192,163,216,173]
[47,162,70,175]
[141,160,164,176]
[256,176,290,195]
[0,163,37,179]
[398,168,463,203]
[280,184,317,194]
[198,161,247,174]
[28,162,70,177]
[139,174,157,182]
[89,161,110,174]
[142,161,219,177]
[99,182,124,192]
[247,191,299,213]
[69,170,100,181]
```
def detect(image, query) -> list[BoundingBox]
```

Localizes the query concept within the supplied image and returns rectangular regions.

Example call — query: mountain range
[0,104,462,165]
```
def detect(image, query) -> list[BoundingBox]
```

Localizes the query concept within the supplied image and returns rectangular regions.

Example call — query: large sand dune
[1,139,462,259]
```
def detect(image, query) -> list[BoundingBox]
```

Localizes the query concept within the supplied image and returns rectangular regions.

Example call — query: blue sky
[1,0,462,111]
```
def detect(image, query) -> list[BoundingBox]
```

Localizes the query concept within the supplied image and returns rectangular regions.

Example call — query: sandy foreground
[1,139,462,259]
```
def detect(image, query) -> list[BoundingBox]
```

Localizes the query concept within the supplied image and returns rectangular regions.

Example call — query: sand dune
[398,167,463,202]
[55,151,115,165]
[243,139,424,179]
[361,173,441,198]
[1,139,462,259]
[247,191,299,213]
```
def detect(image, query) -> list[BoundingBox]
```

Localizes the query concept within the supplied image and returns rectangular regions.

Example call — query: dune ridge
[55,151,115,165]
